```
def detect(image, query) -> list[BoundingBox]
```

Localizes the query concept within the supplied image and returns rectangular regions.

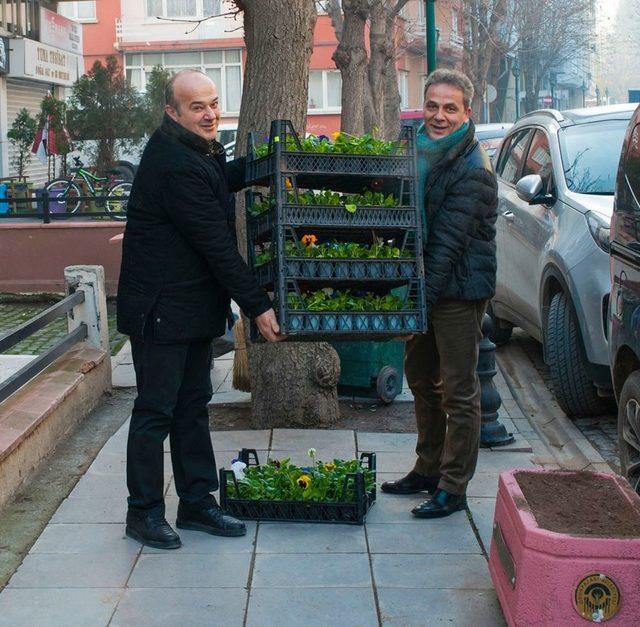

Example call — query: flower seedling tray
[245,120,415,186]
[248,204,419,241]
[219,448,377,525]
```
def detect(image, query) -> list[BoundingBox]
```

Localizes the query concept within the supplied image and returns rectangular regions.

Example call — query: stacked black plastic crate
[245,119,426,340]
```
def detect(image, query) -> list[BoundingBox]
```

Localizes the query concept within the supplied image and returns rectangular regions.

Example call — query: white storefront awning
[9,38,83,87]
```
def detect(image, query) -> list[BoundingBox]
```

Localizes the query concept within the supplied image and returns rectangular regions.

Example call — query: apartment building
[0,1,85,182]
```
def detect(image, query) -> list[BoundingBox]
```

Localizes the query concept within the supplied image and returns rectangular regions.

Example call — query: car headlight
[586,211,611,254]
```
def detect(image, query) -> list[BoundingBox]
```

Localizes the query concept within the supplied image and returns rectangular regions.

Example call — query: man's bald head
[164,70,221,141]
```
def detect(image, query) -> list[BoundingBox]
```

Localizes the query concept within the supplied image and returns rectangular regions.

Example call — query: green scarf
[416,121,469,240]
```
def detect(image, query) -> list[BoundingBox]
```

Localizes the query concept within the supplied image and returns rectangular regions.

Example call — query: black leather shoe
[176,495,246,537]
[126,511,181,549]
[411,488,467,519]
[381,471,441,495]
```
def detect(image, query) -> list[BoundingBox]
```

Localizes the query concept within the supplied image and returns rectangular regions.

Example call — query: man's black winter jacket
[117,114,271,343]
[422,120,498,312]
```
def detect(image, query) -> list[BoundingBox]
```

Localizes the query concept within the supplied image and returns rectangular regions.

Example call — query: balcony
[115,14,243,46]
[1,0,39,40]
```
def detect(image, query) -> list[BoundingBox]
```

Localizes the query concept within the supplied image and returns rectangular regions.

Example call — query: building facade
[0,1,84,183]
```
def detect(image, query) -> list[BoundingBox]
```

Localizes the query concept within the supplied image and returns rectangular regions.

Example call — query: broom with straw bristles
[232,316,251,392]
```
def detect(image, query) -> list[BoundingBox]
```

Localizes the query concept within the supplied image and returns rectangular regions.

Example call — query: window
[145,0,221,19]
[398,70,409,110]
[308,70,342,111]
[624,124,640,208]
[58,1,96,21]
[124,49,243,113]
[522,130,553,190]
[496,129,532,184]
[560,119,629,194]
[452,8,459,35]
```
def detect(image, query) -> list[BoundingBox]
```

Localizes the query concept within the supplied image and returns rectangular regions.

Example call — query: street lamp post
[605,87,610,106]
[581,79,587,108]
[549,72,557,109]
[512,57,521,120]
[425,1,437,74]
[595,85,601,106]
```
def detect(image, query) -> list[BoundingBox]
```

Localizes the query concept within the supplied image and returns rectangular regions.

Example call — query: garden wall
[0,222,124,296]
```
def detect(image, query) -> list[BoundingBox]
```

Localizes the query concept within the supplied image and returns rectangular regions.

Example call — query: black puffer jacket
[422,120,498,312]
[117,114,271,343]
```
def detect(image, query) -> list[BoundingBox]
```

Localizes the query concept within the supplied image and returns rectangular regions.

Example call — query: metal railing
[0,290,88,403]
[0,191,127,223]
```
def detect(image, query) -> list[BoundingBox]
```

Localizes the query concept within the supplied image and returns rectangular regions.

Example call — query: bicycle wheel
[45,179,81,214]
[106,182,132,220]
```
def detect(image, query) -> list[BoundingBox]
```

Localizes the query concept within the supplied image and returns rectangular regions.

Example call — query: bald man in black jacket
[118,70,281,549]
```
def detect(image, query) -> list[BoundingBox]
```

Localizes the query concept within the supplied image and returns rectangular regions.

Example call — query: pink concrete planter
[489,469,640,625]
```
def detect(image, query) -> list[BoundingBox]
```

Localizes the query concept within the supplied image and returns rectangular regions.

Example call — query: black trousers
[127,336,218,515]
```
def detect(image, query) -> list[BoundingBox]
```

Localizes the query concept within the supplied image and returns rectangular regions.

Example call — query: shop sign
[39,7,83,55]
[11,38,81,87]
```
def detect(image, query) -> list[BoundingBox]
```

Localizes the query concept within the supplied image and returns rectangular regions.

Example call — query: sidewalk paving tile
[466,473,500,498]
[6,552,138,588]
[51,497,128,524]
[251,553,372,588]
[364,493,430,524]
[210,429,271,452]
[366,521,482,554]
[475,451,534,473]
[356,432,416,453]
[30,523,140,555]
[270,428,355,451]
[467,497,497,552]
[68,474,132,499]
[111,588,247,627]
[0,588,121,627]
[256,522,367,554]
[142,523,257,554]
[246,588,378,627]
[372,553,493,590]
[208,390,251,405]
[377,588,505,626]
[374,452,418,473]
[128,553,251,588]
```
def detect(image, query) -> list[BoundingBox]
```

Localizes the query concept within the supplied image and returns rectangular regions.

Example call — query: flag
[32,115,49,164]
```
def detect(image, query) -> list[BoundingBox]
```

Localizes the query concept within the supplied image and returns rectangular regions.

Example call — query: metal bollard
[478,313,514,447]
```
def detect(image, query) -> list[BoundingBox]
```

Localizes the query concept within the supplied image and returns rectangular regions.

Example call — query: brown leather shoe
[380,471,441,495]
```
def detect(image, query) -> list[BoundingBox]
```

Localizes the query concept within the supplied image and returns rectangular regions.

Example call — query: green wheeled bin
[330,339,405,404]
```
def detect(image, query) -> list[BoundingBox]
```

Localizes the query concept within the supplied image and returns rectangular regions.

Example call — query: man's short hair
[164,69,209,111]
[423,69,474,108]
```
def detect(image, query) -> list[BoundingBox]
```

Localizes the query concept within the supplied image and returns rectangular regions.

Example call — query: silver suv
[490,104,636,416]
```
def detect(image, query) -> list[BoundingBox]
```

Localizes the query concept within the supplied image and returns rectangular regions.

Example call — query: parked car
[490,103,637,416]
[475,122,512,158]
[608,103,640,491]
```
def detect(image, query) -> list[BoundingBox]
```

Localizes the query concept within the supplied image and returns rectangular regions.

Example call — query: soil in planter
[515,471,640,538]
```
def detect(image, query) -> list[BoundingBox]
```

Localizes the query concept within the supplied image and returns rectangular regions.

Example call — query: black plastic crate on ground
[219,450,377,525]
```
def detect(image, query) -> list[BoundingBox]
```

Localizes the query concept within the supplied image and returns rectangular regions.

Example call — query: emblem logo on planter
[574,573,620,622]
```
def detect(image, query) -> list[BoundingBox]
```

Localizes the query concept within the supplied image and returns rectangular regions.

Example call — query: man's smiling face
[423,83,471,140]
[165,72,221,141]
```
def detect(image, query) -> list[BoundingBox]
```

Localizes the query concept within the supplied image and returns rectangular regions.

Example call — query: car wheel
[487,303,513,346]
[545,291,609,417]
[617,371,640,494]
[376,366,399,404]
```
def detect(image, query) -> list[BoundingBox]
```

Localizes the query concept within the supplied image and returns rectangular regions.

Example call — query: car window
[624,124,640,205]
[560,119,629,194]
[521,130,553,190]
[496,129,532,185]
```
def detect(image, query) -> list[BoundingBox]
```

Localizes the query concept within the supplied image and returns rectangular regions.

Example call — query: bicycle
[45,156,132,220]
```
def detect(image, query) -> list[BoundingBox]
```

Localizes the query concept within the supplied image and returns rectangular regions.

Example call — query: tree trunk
[233,0,341,429]
[332,0,369,135]
[366,3,387,135]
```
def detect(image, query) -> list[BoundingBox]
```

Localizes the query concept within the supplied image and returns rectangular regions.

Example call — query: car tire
[376,366,399,405]
[487,304,513,346]
[617,371,640,494]
[545,291,609,417]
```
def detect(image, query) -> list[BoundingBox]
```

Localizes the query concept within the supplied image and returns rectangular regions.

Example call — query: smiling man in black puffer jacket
[118,70,281,550]
[381,69,498,519]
